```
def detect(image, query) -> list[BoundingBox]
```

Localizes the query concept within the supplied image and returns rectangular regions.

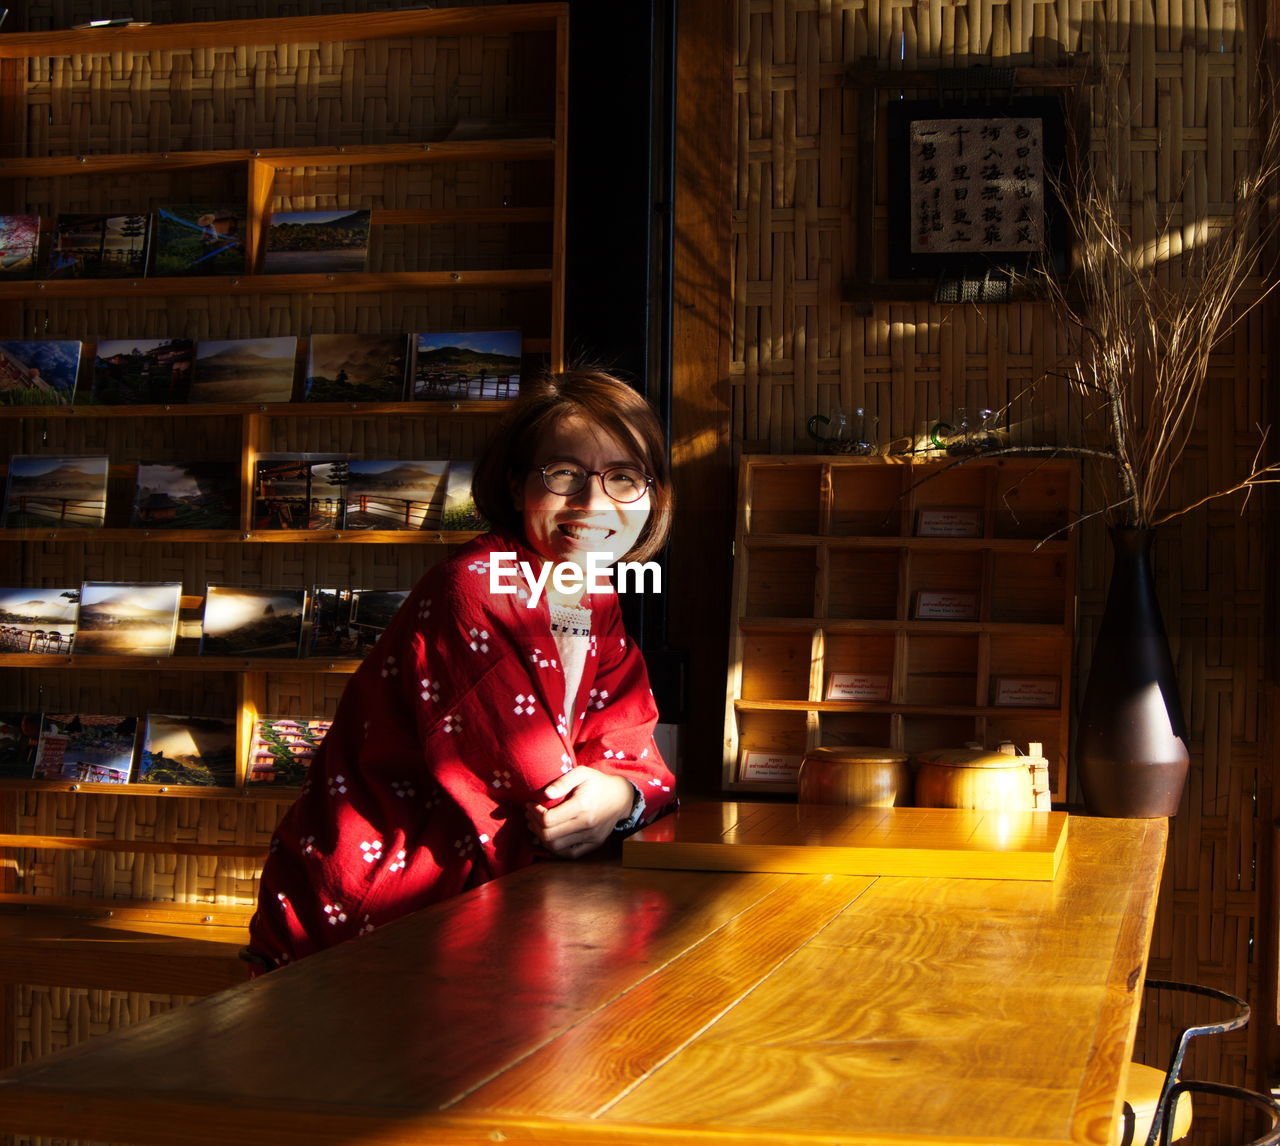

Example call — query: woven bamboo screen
[732,0,1273,1137]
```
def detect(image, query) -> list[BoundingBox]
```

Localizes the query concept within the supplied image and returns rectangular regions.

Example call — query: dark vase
[1077,526,1190,817]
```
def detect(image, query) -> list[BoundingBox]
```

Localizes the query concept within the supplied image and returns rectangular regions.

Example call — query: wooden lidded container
[913,747,1037,811]
[797,746,912,806]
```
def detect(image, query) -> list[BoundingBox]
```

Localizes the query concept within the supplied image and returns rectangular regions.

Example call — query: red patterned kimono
[247,531,676,969]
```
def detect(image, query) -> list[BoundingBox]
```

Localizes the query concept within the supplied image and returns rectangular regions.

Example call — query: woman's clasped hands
[526,766,636,857]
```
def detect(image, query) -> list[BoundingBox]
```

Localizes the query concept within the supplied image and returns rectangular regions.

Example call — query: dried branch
[1019,59,1280,528]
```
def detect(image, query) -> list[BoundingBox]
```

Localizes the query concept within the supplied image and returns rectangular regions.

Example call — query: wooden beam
[669,0,735,795]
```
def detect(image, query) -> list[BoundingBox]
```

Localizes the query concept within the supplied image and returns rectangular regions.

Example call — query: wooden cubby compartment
[725,456,1078,798]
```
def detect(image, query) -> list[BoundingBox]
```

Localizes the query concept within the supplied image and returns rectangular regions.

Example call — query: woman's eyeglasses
[536,460,652,504]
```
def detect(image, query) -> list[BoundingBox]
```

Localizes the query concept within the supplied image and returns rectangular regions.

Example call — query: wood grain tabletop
[0,812,1166,1146]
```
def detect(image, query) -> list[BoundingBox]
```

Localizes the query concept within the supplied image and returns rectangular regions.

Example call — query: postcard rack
[0,4,569,798]
[723,455,1079,800]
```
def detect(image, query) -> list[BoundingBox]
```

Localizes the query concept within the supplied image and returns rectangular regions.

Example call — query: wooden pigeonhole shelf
[724,455,1079,799]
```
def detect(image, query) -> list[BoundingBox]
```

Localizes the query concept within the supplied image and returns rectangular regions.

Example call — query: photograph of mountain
[201,585,307,658]
[343,459,446,530]
[33,713,138,784]
[0,340,82,407]
[136,713,237,786]
[188,336,298,403]
[74,582,182,656]
[262,210,371,274]
[131,461,239,530]
[47,213,150,278]
[152,205,246,276]
[0,586,80,654]
[304,333,408,402]
[412,330,521,400]
[91,337,195,405]
[2,455,107,528]
[0,215,40,279]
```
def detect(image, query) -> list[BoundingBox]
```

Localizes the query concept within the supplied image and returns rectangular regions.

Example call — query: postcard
[262,209,371,274]
[304,333,408,402]
[188,336,298,404]
[251,454,348,530]
[0,586,80,654]
[136,713,237,787]
[2,455,108,529]
[132,461,239,530]
[0,712,42,779]
[412,330,522,400]
[91,337,195,405]
[0,340,82,407]
[440,461,487,531]
[349,589,409,654]
[74,582,182,656]
[344,459,447,530]
[246,716,332,786]
[201,585,307,658]
[152,205,246,276]
[47,213,150,278]
[33,713,138,784]
[0,215,40,279]
[307,587,358,657]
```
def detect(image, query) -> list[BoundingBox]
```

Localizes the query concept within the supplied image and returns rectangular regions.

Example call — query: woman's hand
[526,766,636,858]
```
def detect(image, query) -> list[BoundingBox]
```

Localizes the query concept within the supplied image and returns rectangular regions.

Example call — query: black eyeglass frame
[534,460,654,504]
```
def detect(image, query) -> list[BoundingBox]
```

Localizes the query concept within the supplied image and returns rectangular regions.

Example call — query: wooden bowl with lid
[797,746,912,806]
[912,747,1036,811]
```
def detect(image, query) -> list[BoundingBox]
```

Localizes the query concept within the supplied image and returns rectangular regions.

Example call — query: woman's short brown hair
[472,370,673,563]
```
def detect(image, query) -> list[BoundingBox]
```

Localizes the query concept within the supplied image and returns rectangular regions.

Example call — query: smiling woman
[245,371,678,972]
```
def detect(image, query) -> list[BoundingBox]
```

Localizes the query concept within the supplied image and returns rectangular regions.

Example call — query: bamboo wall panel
[732,0,1273,1135]
[11,791,275,904]
[0,290,549,343]
[7,34,549,157]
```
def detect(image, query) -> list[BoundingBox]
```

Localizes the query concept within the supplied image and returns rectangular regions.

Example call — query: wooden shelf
[733,700,1063,718]
[0,139,556,178]
[2,529,486,544]
[738,618,1070,636]
[0,654,362,672]
[0,778,299,800]
[0,269,552,300]
[725,455,1079,798]
[744,533,1071,553]
[0,3,567,57]
[0,400,518,418]
[0,2,569,801]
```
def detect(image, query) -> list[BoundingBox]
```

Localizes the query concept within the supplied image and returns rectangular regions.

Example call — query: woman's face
[514,414,652,572]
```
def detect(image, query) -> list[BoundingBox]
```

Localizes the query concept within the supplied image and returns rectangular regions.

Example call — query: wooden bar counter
[0,812,1166,1146]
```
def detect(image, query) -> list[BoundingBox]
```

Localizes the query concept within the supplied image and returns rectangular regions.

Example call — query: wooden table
[0,813,1166,1146]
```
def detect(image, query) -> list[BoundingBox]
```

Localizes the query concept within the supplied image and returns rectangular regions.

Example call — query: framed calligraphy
[886,96,1068,282]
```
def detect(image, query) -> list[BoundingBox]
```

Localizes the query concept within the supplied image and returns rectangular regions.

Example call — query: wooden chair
[1118,979,1262,1146]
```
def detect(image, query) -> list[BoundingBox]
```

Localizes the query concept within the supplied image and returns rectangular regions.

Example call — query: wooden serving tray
[623,802,1069,881]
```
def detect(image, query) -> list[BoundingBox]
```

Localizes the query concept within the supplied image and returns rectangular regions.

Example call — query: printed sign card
[825,672,891,702]
[739,750,803,784]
